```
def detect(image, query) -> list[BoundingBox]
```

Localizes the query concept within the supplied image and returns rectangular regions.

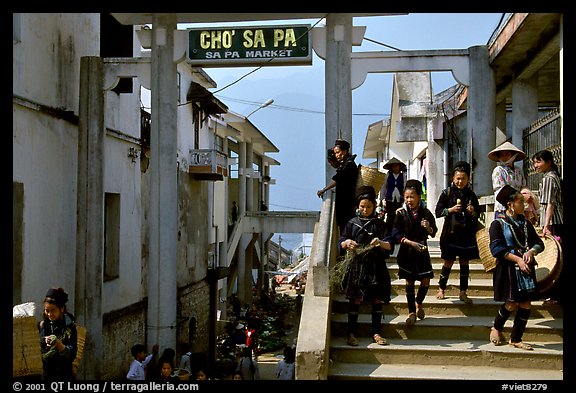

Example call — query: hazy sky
[185,13,506,213]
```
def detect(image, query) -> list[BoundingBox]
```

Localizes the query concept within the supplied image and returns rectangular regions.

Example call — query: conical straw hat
[383,157,407,171]
[488,141,526,162]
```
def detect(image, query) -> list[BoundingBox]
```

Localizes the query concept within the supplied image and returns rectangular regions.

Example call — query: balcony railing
[188,149,228,181]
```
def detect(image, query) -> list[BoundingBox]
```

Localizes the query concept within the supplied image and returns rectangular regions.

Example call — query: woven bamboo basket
[356,165,386,193]
[13,316,43,378]
[476,228,496,272]
[534,234,563,293]
[72,325,87,376]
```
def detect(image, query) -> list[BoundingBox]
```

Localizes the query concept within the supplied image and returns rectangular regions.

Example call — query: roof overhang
[186,82,228,115]
[363,119,389,159]
[111,13,398,25]
[223,111,280,154]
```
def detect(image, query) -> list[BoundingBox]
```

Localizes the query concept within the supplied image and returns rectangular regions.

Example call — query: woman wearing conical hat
[381,157,408,235]
[488,141,527,219]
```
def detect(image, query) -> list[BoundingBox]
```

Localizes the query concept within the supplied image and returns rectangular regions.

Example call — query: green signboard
[187,24,312,67]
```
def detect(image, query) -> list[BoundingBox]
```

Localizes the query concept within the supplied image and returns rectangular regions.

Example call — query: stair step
[330,314,563,342]
[331,294,563,319]
[326,238,563,381]
[387,261,491,278]
[329,338,562,370]
[328,361,564,380]
[389,278,496,297]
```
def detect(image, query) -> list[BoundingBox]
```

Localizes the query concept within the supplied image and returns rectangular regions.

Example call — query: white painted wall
[13,13,100,312]
[14,13,147,315]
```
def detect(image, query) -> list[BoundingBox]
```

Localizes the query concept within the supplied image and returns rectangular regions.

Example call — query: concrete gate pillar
[148,13,178,351]
[467,45,496,197]
[511,75,539,171]
[325,14,353,184]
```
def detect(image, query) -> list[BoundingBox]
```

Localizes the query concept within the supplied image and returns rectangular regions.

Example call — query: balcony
[188,149,228,181]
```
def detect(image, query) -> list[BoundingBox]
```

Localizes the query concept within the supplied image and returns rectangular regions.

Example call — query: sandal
[416,306,425,320]
[489,327,505,346]
[373,334,388,345]
[347,333,359,346]
[435,289,445,300]
[509,340,533,351]
[405,312,417,326]
[459,292,473,304]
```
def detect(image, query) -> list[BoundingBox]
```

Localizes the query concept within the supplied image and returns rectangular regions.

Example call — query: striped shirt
[538,170,563,226]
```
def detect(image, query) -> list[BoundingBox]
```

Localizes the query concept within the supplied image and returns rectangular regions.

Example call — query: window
[13,182,24,304]
[214,135,224,153]
[177,72,182,104]
[100,13,134,94]
[104,193,121,281]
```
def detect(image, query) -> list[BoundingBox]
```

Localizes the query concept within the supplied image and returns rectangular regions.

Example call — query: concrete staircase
[327,240,564,380]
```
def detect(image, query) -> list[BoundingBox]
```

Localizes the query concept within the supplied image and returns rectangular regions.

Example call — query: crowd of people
[34,138,562,381]
[320,137,563,351]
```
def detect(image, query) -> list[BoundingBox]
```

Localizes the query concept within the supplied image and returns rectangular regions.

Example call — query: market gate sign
[187,25,312,67]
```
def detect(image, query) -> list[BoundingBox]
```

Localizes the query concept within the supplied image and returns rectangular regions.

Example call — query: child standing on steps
[434,161,480,304]
[488,185,544,350]
[392,179,437,325]
[340,185,394,346]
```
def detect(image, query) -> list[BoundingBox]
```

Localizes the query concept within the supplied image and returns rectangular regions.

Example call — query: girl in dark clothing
[39,287,78,380]
[434,161,480,304]
[317,139,358,235]
[340,185,393,346]
[489,185,544,350]
[392,179,438,326]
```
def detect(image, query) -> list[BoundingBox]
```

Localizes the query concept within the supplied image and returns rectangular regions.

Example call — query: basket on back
[13,302,43,378]
[72,325,87,376]
[476,228,496,272]
[356,165,386,194]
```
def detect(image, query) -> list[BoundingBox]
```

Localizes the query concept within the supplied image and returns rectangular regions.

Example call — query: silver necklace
[505,215,529,251]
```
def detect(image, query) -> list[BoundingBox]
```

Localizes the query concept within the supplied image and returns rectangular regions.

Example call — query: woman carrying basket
[488,185,544,350]
[340,185,394,346]
[317,138,358,235]
[39,287,78,380]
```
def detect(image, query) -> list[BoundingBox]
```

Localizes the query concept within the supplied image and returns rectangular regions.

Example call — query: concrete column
[325,14,353,184]
[148,14,177,351]
[244,142,255,306]
[246,141,254,212]
[244,236,254,306]
[239,141,247,214]
[495,101,508,146]
[511,74,538,168]
[467,45,496,197]
[76,56,104,379]
[237,140,247,304]
[237,236,246,303]
[426,118,444,233]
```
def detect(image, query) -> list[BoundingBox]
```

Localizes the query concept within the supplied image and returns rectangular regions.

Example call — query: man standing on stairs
[340,186,394,346]
[392,179,438,326]
[434,161,480,304]
[488,185,544,350]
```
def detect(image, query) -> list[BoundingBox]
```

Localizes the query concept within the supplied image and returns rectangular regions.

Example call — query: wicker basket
[72,325,87,376]
[13,316,43,378]
[356,165,386,193]
[534,234,563,293]
[476,228,496,272]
